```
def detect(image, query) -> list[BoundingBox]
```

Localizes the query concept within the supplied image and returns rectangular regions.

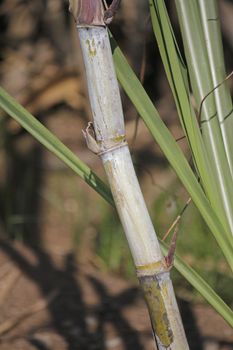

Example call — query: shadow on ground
[0,238,210,350]
[0,240,144,350]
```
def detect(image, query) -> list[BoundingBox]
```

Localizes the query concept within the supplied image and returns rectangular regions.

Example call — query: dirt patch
[0,241,232,350]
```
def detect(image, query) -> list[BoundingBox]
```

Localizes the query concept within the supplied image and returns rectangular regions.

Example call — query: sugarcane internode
[139,273,174,347]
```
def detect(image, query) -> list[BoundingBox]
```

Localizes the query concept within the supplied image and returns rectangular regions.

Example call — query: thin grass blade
[0,87,113,206]
[175,0,233,235]
[198,0,233,178]
[149,0,233,238]
[110,36,233,269]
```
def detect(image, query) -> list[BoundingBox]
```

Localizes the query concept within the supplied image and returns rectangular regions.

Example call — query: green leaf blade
[110,36,233,269]
[0,87,114,206]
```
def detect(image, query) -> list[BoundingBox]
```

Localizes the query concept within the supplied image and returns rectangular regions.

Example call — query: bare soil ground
[0,240,232,350]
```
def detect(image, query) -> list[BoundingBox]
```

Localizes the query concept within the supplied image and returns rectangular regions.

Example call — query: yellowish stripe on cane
[136,260,168,277]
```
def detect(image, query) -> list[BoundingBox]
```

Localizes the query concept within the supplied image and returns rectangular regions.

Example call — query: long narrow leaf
[0,87,113,206]
[149,0,232,238]
[110,36,233,269]
[198,0,233,178]
[175,0,233,235]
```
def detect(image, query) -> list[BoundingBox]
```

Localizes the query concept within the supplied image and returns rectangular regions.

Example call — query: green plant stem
[175,0,233,235]
[198,0,233,178]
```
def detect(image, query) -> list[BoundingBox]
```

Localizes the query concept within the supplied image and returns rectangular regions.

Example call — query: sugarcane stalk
[69,1,189,348]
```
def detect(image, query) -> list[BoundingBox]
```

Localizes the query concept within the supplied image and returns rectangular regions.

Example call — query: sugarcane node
[136,259,171,278]
[98,139,128,155]
[83,122,127,155]
[69,0,105,26]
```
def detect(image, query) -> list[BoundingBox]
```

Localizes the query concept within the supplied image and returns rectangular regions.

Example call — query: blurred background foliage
[0,0,233,306]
